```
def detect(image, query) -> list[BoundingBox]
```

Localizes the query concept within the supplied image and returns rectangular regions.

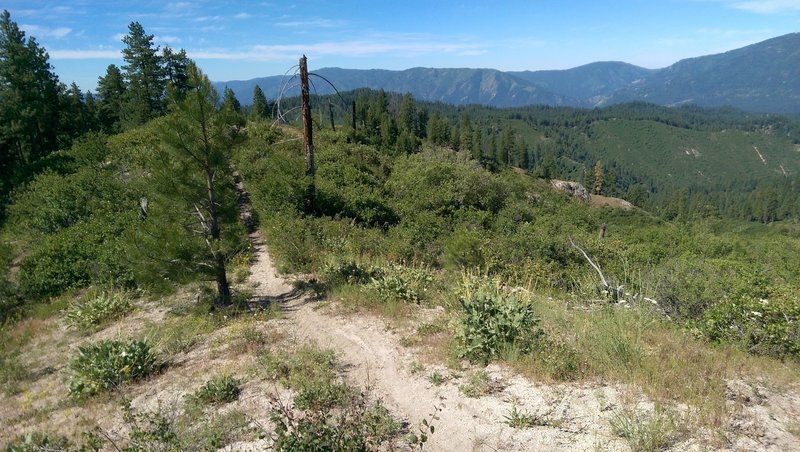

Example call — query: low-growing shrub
[368,263,435,304]
[64,289,133,331]
[4,431,73,451]
[611,405,684,452]
[190,375,241,407]
[701,286,800,358]
[454,279,545,363]
[68,339,157,399]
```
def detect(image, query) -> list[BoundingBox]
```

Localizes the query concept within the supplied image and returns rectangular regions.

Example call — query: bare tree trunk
[300,55,315,212]
[206,168,231,306]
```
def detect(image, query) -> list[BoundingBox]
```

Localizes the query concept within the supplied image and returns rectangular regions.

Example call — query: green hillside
[587,119,798,189]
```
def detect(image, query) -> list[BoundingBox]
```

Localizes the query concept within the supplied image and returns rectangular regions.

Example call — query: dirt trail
[245,231,627,451]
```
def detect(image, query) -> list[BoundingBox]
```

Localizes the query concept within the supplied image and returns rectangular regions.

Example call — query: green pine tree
[121,21,165,127]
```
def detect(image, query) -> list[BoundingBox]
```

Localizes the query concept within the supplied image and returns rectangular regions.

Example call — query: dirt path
[245,231,627,451]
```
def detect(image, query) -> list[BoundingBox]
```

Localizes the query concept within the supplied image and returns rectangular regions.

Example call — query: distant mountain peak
[215,33,800,114]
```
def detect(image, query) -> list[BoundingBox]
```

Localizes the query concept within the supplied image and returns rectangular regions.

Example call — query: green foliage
[121,401,181,451]
[190,375,242,407]
[18,218,135,299]
[455,279,544,363]
[368,263,435,304]
[701,286,800,357]
[261,346,401,450]
[611,406,683,452]
[4,431,73,451]
[64,289,133,331]
[67,338,157,399]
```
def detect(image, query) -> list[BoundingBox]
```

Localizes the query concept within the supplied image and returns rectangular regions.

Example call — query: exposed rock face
[551,179,591,202]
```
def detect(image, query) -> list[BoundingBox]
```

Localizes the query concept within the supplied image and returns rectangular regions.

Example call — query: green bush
[68,339,157,399]
[368,263,435,304]
[455,279,545,363]
[18,218,135,299]
[190,375,241,406]
[64,290,133,331]
[4,431,72,451]
[701,286,800,357]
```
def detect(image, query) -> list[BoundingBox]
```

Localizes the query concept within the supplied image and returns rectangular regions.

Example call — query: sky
[5,0,800,92]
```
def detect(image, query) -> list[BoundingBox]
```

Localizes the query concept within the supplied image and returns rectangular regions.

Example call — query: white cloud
[20,24,72,39]
[113,33,126,42]
[190,38,485,61]
[49,49,121,59]
[720,0,800,13]
[275,19,348,28]
[156,35,182,44]
[234,12,252,19]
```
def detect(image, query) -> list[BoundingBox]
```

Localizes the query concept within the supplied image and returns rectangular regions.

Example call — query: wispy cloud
[715,0,800,13]
[234,12,251,19]
[191,38,485,61]
[156,35,182,44]
[49,49,121,59]
[275,19,348,28]
[20,24,72,39]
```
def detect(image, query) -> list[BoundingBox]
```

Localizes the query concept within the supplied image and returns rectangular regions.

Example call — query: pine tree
[398,93,418,136]
[96,64,126,133]
[162,45,191,98]
[121,21,165,127]
[593,160,604,195]
[155,63,242,306]
[222,87,241,113]
[0,9,62,172]
[250,85,269,120]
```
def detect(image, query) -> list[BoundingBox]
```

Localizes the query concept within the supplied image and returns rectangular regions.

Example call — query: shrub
[190,375,241,406]
[18,218,135,299]
[64,289,133,331]
[260,345,401,450]
[454,279,544,363]
[701,286,800,357]
[68,339,157,399]
[4,431,72,451]
[611,406,683,452]
[368,263,435,304]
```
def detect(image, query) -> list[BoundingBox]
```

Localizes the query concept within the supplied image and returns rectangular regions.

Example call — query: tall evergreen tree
[250,85,269,120]
[0,9,62,173]
[96,64,126,133]
[121,21,164,127]
[162,45,191,98]
[593,160,605,195]
[154,63,242,306]
[222,86,241,113]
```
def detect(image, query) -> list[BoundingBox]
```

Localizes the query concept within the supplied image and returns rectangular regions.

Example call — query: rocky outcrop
[550,180,591,202]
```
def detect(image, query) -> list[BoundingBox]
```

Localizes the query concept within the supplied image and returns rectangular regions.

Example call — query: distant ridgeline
[265,88,800,223]
[215,33,800,114]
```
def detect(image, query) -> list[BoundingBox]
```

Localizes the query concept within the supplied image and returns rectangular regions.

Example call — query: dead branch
[569,237,608,288]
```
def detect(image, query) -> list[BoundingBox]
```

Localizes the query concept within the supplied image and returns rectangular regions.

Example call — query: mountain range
[215,32,800,114]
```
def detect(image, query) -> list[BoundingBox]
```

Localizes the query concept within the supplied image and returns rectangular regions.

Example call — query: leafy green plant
[701,287,800,357]
[408,403,443,449]
[459,370,504,398]
[427,370,448,386]
[190,375,241,407]
[121,400,182,451]
[4,431,73,451]
[67,338,157,399]
[262,345,401,450]
[64,289,133,331]
[454,279,545,363]
[368,263,435,304]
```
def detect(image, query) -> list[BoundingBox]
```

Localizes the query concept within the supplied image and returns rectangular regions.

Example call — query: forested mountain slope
[217,33,800,113]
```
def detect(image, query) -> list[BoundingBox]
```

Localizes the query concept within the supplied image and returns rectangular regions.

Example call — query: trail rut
[245,231,627,451]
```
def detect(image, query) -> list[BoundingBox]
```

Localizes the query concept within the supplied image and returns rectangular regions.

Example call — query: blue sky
[5,0,800,91]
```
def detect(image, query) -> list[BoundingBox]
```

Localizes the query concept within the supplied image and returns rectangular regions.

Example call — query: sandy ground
[2,227,798,450]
